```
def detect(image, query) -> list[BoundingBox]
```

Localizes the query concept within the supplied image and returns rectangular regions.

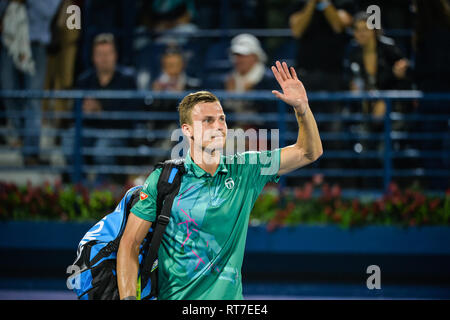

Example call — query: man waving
[117,61,323,300]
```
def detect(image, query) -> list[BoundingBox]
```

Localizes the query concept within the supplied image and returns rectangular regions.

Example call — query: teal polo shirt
[131,148,281,300]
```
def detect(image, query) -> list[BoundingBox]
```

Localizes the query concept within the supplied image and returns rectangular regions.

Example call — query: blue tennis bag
[66,159,185,300]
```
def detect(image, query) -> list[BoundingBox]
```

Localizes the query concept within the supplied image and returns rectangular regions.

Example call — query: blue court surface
[1,278,449,300]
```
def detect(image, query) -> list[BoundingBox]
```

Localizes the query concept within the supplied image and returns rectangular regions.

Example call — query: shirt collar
[184,150,228,178]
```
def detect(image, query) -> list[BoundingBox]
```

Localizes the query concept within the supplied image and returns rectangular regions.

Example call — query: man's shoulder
[142,167,163,190]
[76,69,97,88]
[221,150,274,166]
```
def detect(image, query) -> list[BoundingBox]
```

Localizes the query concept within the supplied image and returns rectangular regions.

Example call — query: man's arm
[117,212,152,299]
[271,61,323,175]
[319,0,352,33]
[289,0,317,38]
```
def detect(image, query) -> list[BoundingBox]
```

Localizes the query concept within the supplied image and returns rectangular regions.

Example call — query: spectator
[44,0,81,121]
[344,11,412,116]
[75,33,138,181]
[152,46,200,91]
[223,34,277,151]
[288,0,354,92]
[1,0,61,165]
[344,11,413,189]
[288,0,353,170]
[224,33,276,93]
[149,46,200,161]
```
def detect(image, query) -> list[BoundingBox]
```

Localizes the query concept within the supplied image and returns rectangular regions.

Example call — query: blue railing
[0,90,449,196]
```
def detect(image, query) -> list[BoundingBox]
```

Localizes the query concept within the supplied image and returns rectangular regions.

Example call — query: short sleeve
[239,148,281,187]
[130,168,162,222]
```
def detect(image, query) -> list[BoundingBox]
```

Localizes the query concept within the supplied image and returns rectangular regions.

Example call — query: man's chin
[202,142,225,154]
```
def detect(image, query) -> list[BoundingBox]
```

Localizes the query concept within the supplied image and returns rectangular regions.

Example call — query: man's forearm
[294,105,323,161]
[289,0,317,38]
[322,1,344,33]
[117,241,140,299]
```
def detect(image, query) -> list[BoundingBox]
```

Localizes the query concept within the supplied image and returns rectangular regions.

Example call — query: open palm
[271,61,308,114]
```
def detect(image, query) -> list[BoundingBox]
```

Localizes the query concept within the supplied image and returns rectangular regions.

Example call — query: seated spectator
[1,0,61,165]
[152,46,200,91]
[74,33,138,181]
[222,34,277,151]
[148,47,200,163]
[344,11,412,116]
[343,12,413,185]
[224,33,275,92]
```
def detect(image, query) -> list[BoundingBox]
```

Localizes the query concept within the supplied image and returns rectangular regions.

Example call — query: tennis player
[117,61,323,300]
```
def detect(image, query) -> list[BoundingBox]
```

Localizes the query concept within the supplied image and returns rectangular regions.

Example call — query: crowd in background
[0,0,449,189]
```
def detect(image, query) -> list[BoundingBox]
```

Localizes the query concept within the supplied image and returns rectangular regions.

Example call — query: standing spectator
[289,0,353,170]
[44,0,81,116]
[288,0,353,93]
[75,33,138,181]
[1,0,61,165]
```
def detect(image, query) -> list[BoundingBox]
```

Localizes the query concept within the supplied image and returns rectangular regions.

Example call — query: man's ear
[181,123,193,140]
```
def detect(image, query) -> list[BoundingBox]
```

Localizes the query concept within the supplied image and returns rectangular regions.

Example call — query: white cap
[230,33,267,63]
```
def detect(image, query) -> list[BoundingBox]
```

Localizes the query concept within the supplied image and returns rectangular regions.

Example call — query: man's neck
[363,37,377,53]
[190,147,221,176]
[97,70,114,87]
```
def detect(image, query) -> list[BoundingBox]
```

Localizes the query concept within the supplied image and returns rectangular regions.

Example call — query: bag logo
[140,192,148,201]
[225,178,234,190]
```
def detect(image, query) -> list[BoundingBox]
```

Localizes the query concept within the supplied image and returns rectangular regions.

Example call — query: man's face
[232,53,258,75]
[353,20,374,46]
[184,101,227,153]
[92,43,117,73]
[162,53,184,77]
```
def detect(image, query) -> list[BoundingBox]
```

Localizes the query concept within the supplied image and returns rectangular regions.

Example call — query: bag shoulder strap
[140,158,185,285]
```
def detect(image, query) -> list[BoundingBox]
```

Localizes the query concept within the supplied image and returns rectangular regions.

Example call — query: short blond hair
[177,91,219,125]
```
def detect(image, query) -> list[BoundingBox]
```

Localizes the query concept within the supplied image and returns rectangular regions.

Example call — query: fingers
[276,61,287,81]
[282,62,292,79]
[273,61,297,82]
[271,66,284,85]
[290,67,298,81]
[271,90,284,99]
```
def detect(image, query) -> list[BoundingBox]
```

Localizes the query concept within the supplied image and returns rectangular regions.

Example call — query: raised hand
[271,61,309,115]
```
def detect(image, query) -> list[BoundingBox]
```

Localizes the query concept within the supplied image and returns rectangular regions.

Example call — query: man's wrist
[294,104,309,117]
[121,296,137,300]
[316,0,330,11]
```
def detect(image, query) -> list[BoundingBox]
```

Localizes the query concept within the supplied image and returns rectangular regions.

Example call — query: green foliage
[251,182,450,230]
[1,180,449,230]
[0,181,119,222]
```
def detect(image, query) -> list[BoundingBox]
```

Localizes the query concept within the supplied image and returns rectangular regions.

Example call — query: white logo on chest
[225,177,235,190]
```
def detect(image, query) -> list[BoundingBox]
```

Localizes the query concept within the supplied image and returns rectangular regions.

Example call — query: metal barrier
[0,90,449,196]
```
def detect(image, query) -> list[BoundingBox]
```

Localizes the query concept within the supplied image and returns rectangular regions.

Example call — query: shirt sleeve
[130,168,162,222]
[239,148,281,187]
